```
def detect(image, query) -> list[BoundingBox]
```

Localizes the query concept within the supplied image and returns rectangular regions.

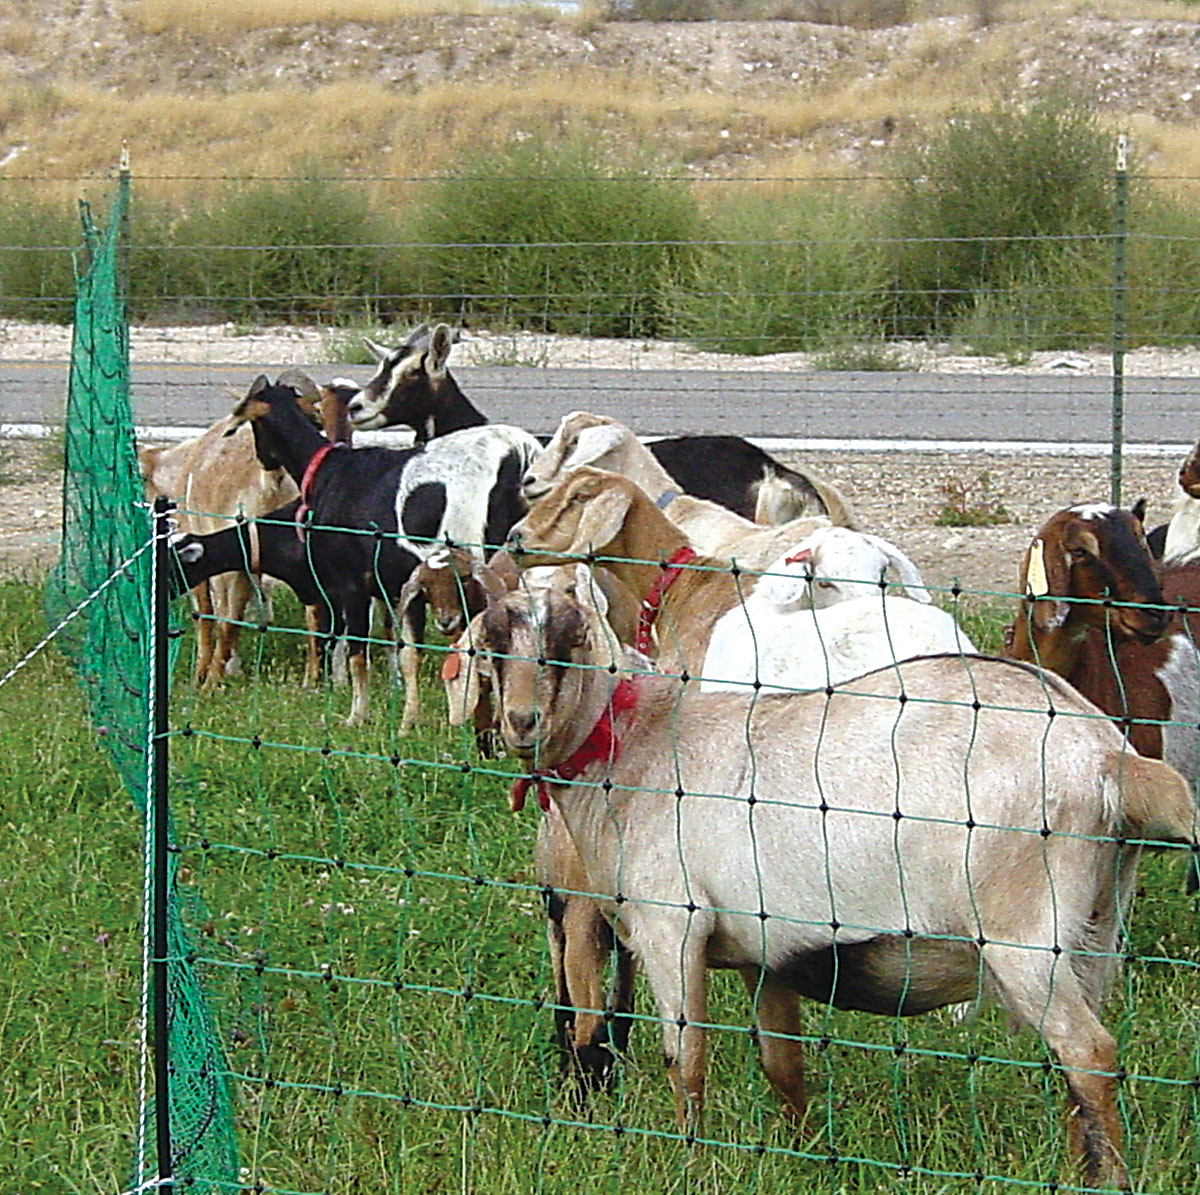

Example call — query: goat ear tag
[1025,539,1050,597]
[441,650,462,681]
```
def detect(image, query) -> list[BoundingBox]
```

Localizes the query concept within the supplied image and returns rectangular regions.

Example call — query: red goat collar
[295,442,342,541]
[635,546,698,655]
[509,678,639,813]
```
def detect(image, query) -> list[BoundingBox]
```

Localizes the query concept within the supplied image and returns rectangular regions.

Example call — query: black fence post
[151,494,174,1193]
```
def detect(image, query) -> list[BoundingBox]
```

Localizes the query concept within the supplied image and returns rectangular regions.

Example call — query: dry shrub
[130,0,498,37]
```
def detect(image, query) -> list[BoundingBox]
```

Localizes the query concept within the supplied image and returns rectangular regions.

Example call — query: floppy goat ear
[442,612,491,728]
[861,532,932,603]
[563,423,628,471]
[1021,536,1072,632]
[562,484,636,559]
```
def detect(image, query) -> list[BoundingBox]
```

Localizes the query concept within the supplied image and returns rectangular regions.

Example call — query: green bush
[667,185,890,354]
[408,138,701,337]
[0,197,79,322]
[885,98,1115,339]
[126,174,411,323]
[1125,197,1200,349]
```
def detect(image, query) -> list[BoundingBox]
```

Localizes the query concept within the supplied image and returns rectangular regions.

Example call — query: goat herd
[142,322,1200,1190]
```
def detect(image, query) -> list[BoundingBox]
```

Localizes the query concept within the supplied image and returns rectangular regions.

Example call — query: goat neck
[511,678,639,813]
[636,546,698,655]
[242,384,338,491]
[600,502,695,605]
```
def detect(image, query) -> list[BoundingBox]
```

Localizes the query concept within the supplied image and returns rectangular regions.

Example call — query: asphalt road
[2,359,1198,448]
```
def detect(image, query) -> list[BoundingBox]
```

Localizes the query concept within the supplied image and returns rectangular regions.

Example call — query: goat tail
[1105,750,1198,845]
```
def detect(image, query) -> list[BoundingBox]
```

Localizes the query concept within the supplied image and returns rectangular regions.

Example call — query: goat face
[509,467,637,567]
[522,412,625,505]
[420,548,479,637]
[345,323,452,434]
[1020,503,1168,644]
[224,375,323,470]
[1179,437,1200,498]
[478,589,593,762]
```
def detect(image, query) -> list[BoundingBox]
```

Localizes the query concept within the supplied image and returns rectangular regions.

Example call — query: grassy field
[4,575,1200,1193]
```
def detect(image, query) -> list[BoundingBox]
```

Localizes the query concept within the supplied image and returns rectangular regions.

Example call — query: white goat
[1162,436,1200,564]
[475,581,1194,1192]
[701,595,979,694]
[700,527,977,693]
[773,524,932,606]
[523,411,851,559]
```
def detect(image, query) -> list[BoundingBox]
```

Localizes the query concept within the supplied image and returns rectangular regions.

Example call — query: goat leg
[739,967,807,1126]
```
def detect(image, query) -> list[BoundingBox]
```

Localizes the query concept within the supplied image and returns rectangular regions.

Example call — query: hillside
[5,4,1200,179]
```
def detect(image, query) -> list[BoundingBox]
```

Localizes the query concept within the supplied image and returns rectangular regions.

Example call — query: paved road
[2,359,1198,447]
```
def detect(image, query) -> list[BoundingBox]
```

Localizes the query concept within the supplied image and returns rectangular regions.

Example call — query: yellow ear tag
[1025,539,1049,597]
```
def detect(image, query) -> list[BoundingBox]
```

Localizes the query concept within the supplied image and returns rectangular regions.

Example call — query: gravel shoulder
[1,323,1188,604]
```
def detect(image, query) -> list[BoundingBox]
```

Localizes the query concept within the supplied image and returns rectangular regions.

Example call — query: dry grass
[130,0,521,37]
[3,0,1200,186]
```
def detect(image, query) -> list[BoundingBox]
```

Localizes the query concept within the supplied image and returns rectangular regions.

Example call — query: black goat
[344,322,847,524]
[173,374,539,727]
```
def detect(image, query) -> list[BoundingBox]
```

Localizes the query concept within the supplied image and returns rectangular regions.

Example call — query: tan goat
[476,580,1194,1191]
[140,419,299,687]
[508,466,827,676]
[140,382,352,689]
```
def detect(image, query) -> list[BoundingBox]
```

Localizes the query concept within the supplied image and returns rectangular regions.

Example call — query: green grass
[5,579,1200,1193]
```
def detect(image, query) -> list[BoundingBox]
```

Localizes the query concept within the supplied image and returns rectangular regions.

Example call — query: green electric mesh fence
[42,174,239,1193]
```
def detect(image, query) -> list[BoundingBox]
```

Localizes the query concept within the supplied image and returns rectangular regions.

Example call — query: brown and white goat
[1160,436,1200,564]
[475,581,1193,1191]
[508,465,827,676]
[1005,502,1200,797]
[443,563,641,1086]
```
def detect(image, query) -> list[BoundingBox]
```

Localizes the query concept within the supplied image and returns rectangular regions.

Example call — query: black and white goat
[170,373,539,728]
[344,324,847,525]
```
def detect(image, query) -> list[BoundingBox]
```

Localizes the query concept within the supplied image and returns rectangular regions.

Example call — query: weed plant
[7,574,1200,1191]
[884,96,1116,343]
[405,137,701,337]
[667,184,891,354]
[127,175,412,324]
[0,197,81,322]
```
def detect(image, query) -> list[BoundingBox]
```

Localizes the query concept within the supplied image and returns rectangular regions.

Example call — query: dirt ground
[2,433,1182,610]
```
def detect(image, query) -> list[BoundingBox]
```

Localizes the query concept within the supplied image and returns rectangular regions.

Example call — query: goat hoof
[569,1042,620,1093]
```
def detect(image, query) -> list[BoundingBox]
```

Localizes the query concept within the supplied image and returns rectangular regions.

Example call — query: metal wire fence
[26,161,1200,1194]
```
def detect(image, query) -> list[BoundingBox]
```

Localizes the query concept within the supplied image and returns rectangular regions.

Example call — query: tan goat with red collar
[474,578,1194,1192]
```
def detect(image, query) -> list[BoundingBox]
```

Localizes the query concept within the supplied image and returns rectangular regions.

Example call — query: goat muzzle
[504,709,542,753]
[1115,605,1171,645]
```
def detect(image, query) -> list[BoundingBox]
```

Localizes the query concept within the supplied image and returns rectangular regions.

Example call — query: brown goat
[509,466,825,677]
[1005,502,1200,797]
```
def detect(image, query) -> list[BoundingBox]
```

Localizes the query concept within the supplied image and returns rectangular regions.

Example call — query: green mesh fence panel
[42,174,239,1192]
